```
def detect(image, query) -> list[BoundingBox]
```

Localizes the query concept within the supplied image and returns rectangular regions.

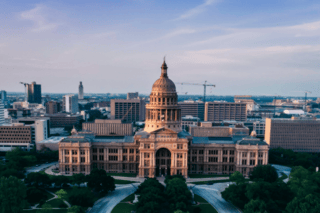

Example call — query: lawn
[188,174,229,178]
[28,190,55,206]
[121,193,135,202]
[42,198,68,208]
[190,179,231,185]
[107,173,137,177]
[190,204,218,213]
[23,210,68,213]
[194,194,208,203]
[111,203,136,213]
[114,179,137,184]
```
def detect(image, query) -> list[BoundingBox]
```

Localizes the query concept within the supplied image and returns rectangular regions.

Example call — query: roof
[237,137,268,145]
[283,110,305,115]
[192,137,234,144]
[93,136,134,143]
[38,137,65,144]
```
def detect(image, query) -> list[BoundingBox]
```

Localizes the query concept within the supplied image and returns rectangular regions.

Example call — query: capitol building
[59,61,269,178]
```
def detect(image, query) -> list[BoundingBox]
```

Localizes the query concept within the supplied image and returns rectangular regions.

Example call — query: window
[250,152,256,158]
[136,149,139,154]
[99,155,104,161]
[258,159,263,165]
[199,157,204,162]
[177,161,183,167]
[258,152,263,158]
[65,157,69,163]
[144,144,150,149]
[242,160,247,165]
[65,150,69,155]
[223,150,228,155]
[123,156,128,161]
[250,160,255,165]
[136,156,140,162]
[72,165,77,172]
[109,149,118,153]
[129,156,134,162]
[99,148,104,153]
[144,153,150,158]
[230,150,234,155]
[80,165,85,172]
[223,157,228,162]
[208,157,218,162]
[177,153,183,159]
[81,157,85,163]
[144,160,150,166]
[192,150,197,155]
[92,148,97,153]
[242,152,247,158]
[199,150,204,155]
[229,157,234,163]
[80,150,85,155]
[93,155,97,161]
[123,149,128,153]
[72,157,78,163]
[177,144,183,149]
[72,150,78,155]
[130,149,134,153]
[192,157,197,162]
[109,156,118,161]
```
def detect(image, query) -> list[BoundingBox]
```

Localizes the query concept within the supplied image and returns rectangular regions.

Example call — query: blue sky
[0,0,320,96]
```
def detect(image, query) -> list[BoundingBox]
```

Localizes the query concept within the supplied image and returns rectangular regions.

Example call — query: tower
[27,82,41,104]
[144,60,182,133]
[78,81,84,100]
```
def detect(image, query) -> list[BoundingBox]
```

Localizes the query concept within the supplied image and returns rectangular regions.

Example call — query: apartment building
[205,102,247,122]
[110,99,145,123]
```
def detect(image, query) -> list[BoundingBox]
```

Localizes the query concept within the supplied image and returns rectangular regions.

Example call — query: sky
[0,0,320,96]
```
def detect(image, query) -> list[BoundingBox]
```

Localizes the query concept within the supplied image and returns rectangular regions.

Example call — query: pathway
[190,183,242,213]
[26,162,58,174]
[90,183,140,213]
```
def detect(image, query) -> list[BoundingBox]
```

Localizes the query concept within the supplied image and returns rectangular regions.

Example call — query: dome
[151,60,176,93]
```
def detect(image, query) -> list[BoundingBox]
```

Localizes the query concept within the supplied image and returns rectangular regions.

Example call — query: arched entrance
[156,148,171,177]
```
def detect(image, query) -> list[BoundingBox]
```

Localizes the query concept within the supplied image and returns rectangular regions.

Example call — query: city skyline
[1,0,320,96]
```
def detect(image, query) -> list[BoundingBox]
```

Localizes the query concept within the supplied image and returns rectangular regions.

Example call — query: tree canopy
[249,165,278,183]
[86,169,115,193]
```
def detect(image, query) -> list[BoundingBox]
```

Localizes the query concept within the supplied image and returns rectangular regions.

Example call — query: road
[191,183,242,213]
[25,162,58,174]
[90,183,140,213]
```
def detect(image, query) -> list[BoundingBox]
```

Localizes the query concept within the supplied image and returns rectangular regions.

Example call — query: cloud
[175,0,216,20]
[20,5,60,32]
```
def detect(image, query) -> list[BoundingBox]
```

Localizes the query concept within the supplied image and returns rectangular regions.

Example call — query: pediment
[149,127,178,135]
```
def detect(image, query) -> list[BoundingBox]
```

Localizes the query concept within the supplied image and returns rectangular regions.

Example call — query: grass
[194,194,208,203]
[190,179,231,185]
[190,204,218,213]
[27,190,55,206]
[111,203,136,213]
[107,173,137,177]
[121,193,135,202]
[114,180,137,184]
[47,188,73,202]
[188,174,229,178]
[42,199,67,208]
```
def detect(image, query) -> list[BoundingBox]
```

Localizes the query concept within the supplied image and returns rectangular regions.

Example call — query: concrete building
[110,99,146,123]
[0,90,6,101]
[27,82,42,104]
[265,117,320,152]
[0,102,4,126]
[59,61,268,177]
[127,92,139,100]
[37,137,65,151]
[45,113,82,128]
[179,101,205,121]
[63,95,79,114]
[253,120,265,138]
[79,82,84,100]
[46,101,61,114]
[205,102,247,122]
[181,115,200,130]
[190,122,249,137]
[83,119,133,136]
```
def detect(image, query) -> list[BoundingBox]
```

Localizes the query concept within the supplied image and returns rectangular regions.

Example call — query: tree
[69,187,94,207]
[244,199,267,213]
[87,169,115,193]
[72,173,86,187]
[37,204,51,213]
[0,176,27,213]
[193,206,202,213]
[249,165,278,183]
[286,194,320,213]
[222,183,249,209]
[56,189,67,200]
[230,171,245,185]
[26,187,48,204]
[68,206,86,213]
[88,110,103,121]
[164,174,186,185]
[25,172,51,188]
[51,175,70,188]
[165,178,192,212]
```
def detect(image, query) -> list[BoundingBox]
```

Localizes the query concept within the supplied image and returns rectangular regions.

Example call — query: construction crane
[122,105,133,121]
[20,82,28,102]
[176,81,215,102]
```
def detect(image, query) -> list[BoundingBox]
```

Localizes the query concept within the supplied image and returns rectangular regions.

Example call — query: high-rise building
[82,119,133,136]
[127,92,139,100]
[110,99,146,123]
[0,102,4,126]
[27,82,42,104]
[78,82,84,100]
[179,101,205,121]
[204,102,247,122]
[63,95,79,114]
[46,101,61,114]
[265,117,320,152]
[0,90,6,101]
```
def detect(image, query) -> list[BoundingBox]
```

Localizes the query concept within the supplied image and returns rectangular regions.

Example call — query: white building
[63,95,79,114]
[253,120,265,138]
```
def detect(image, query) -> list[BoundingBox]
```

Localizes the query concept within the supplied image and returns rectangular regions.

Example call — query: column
[255,151,258,166]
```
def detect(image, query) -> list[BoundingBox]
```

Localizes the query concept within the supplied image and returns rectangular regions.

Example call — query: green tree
[0,176,27,213]
[230,171,245,185]
[25,172,50,188]
[26,187,48,204]
[244,199,267,213]
[51,175,69,188]
[56,189,67,200]
[222,183,249,209]
[37,204,51,213]
[87,169,115,193]
[286,194,320,213]
[249,165,278,183]
[69,187,94,207]
[165,178,192,212]
[67,205,85,213]
[72,173,86,187]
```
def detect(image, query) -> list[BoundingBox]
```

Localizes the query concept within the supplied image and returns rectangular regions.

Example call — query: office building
[127,92,139,100]
[83,119,133,136]
[265,117,320,152]
[204,102,247,122]
[79,82,84,100]
[27,82,42,104]
[45,113,82,128]
[13,117,50,142]
[46,101,61,114]
[110,99,146,123]
[253,120,265,138]
[0,103,4,126]
[0,90,6,101]
[181,115,200,130]
[63,95,79,114]
[179,101,205,121]
[37,137,65,151]
[59,61,268,177]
